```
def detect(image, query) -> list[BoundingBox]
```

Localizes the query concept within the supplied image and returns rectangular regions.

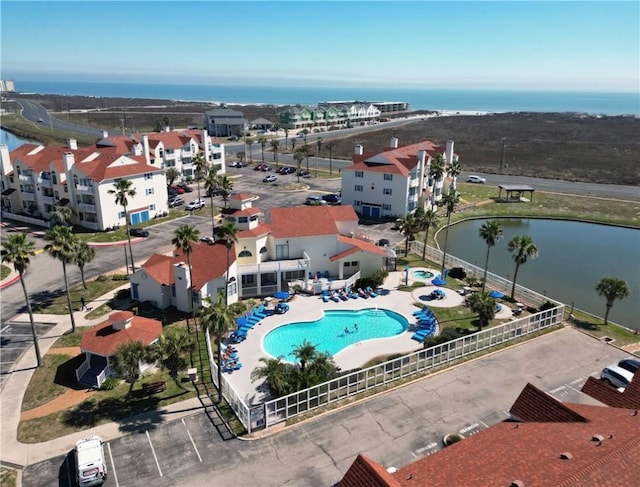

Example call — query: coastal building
[0,80,16,93]
[130,194,390,311]
[340,137,457,218]
[279,102,383,130]
[318,100,409,114]
[204,106,248,138]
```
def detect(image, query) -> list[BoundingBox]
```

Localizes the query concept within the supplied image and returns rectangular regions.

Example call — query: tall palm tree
[50,203,72,227]
[507,235,538,300]
[213,222,238,306]
[257,135,268,162]
[596,277,630,325]
[417,208,439,261]
[302,144,311,172]
[316,137,323,157]
[270,139,280,165]
[293,148,305,183]
[192,152,207,204]
[172,224,201,313]
[2,233,42,367]
[236,151,246,164]
[439,189,461,275]
[245,137,254,162]
[448,160,462,191]
[73,239,96,290]
[197,292,236,403]
[114,340,146,396]
[44,225,78,332]
[284,128,289,149]
[165,167,181,188]
[325,141,335,175]
[466,291,496,330]
[217,175,234,209]
[429,154,446,202]
[203,166,220,236]
[108,178,137,273]
[398,213,419,258]
[147,328,195,391]
[478,220,504,292]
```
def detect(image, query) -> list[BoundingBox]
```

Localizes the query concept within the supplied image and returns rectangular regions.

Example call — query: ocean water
[15,80,640,116]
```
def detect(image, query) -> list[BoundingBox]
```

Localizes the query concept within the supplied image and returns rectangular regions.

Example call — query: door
[131,212,141,225]
[140,210,150,223]
[371,207,381,218]
[362,206,371,217]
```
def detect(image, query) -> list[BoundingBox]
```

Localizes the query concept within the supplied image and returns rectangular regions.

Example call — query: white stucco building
[340,137,457,219]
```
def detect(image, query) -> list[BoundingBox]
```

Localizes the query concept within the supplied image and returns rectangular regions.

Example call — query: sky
[1,1,639,92]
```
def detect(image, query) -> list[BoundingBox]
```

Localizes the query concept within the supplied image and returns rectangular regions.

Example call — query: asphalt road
[21,327,634,486]
[15,99,104,137]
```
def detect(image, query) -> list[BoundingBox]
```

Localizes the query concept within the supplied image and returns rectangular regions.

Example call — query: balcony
[38,177,53,188]
[75,184,94,194]
[79,202,96,212]
[41,195,55,204]
[21,191,36,202]
[80,220,99,230]
[19,174,34,183]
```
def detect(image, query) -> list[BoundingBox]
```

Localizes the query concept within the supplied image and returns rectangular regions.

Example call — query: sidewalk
[0,286,204,469]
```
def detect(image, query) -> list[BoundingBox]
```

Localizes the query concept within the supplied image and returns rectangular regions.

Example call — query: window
[241,275,256,286]
[149,204,156,211]
[344,262,350,267]
[227,279,237,296]
[146,188,155,195]
[51,172,58,184]
[383,204,391,211]
[238,216,248,224]
[355,171,364,178]
[275,244,289,259]
[384,174,393,181]
[238,250,252,257]
[351,261,358,266]
[383,188,392,195]
[118,211,126,219]
[354,185,363,192]
[259,246,267,254]
[354,200,361,207]
[144,173,152,180]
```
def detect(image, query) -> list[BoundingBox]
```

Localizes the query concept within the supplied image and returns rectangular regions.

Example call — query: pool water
[411,269,434,279]
[263,308,409,363]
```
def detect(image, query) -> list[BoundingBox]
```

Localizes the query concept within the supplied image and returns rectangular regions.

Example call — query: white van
[75,436,107,486]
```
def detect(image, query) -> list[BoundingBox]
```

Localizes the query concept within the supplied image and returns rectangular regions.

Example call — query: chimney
[142,135,150,165]
[0,144,13,177]
[63,152,75,172]
[110,311,134,331]
[445,140,454,164]
[390,137,398,149]
[354,144,363,156]
[202,129,210,164]
[417,149,427,186]
[101,130,109,138]
[67,138,78,150]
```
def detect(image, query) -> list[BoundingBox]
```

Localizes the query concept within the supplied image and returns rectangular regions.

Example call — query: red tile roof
[340,383,640,487]
[236,222,271,239]
[228,193,255,201]
[340,454,402,487]
[346,141,444,176]
[581,373,640,409]
[80,314,162,356]
[330,236,387,262]
[144,131,194,150]
[268,206,358,238]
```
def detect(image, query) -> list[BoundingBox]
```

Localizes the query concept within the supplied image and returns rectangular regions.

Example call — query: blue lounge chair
[245,313,261,324]
[322,290,330,302]
[252,307,268,319]
[366,286,378,298]
[413,306,428,316]
[330,292,341,302]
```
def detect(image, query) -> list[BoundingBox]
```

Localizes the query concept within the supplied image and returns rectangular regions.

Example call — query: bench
[141,380,166,395]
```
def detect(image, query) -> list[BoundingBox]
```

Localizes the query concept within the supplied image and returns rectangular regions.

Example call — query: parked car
[298,170,311,177]
[176,183,193,193]
[199,236,215,245]
[259,164,273,172]
[227,135,239,141]
[129,227,149,238]
[377,238,390,247]
[235,161,248,168]
[185,199,205,211]
[167,187,178,197]
[467,175,486,184]
[304,196,327,206]
[206,187,223,197]
[168,196,185,208]
[322,193,341,204]
[170,185,186,194]
[600,364,634,390]
[263,174,278,183]
[277,166,295,174]
[618,358,640,374]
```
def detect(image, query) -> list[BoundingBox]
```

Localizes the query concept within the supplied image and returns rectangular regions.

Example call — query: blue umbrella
[431,277,446,286]
[489,290,504,299]
[274,291,290,300]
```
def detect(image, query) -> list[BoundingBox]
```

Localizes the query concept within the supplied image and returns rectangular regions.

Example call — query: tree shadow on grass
[572,318,599,332]
[54,354,86,390]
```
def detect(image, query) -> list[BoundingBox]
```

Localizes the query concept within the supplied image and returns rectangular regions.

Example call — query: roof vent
[560,452,573,460]
[591,434,604,442]
[632,410,638,416]
[510,481,525,487]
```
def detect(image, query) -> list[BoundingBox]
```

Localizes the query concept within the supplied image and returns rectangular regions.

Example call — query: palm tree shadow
[572,318,599,331]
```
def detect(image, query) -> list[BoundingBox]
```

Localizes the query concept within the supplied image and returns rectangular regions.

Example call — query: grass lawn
[569,309,638,346]
[0,466,17,487]
[21,354,81,411]
[1,264,11,280]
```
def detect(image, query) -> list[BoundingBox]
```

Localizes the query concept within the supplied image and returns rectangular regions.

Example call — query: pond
[1,127,38,151]
[438,218,639,328]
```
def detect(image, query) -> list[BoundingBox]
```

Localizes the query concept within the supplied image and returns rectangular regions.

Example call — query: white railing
[81,220,99,230]
[75,358,90,382]
[79,202,96,212]
[38,177,52,187]
[0,212,50,228]
[96,366,110,388]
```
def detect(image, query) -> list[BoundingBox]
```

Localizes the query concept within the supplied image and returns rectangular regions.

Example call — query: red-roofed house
[340,137,458,218]
[76,311,162,388]
[339,382,640,487]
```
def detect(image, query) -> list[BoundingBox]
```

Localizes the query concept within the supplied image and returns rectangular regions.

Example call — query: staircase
[79,354,108,388]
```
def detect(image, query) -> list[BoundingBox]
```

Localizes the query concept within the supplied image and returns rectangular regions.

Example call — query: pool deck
[224,270,512,406]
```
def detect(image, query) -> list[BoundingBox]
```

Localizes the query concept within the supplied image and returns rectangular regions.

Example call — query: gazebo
[497,184,535,202]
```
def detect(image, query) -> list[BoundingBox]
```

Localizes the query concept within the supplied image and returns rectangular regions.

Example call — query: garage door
[131,210,150,225]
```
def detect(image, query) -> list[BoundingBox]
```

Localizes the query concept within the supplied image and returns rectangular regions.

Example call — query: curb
[0,273,20,289]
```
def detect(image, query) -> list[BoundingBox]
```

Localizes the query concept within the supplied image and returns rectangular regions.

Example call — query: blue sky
[2,1,638,91]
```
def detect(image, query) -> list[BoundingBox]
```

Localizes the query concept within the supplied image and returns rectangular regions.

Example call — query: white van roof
[76,436,103,466]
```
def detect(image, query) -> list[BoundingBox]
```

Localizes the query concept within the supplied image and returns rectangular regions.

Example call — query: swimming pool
[263,308,409,363]
[411,269,434,279]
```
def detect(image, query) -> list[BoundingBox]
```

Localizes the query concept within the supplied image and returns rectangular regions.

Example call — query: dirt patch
[21,388,97,421]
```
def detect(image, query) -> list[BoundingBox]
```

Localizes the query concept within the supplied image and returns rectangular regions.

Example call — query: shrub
[448,267,467,280]
[111,274,129,281]
[424,327,462,348]
[116,288,131,299]
[100,377,120,390]
[539,300,557,312]
[96,275,108,282]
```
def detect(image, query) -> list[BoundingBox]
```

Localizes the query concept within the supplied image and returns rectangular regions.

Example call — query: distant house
[339,382,640,487]
[76,311,162,388]
[204,107,248,137]
[340,137,457,218]
[279,102,382,130]
[250,118,275,131]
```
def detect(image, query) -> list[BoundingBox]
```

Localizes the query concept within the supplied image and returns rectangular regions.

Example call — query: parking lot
[21,327,634,486]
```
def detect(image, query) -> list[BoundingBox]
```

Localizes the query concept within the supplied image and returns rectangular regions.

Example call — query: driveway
[22,327,634,486]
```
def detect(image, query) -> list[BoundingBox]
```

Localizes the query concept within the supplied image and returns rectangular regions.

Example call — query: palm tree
[397,213,419,258]
[73,239,96,290]
[316,137,323,157]
[250,356,290,397]
[147,328,195,391]
[245,137,254,162]
[292,339,318,375]
[448,160,462,191]
[416,208,439,261]
[325,141,335,175]
[306,351,337,384]
[429,154,446,195]
[172,224,200,313]
[284,128,289,149]
[1,233,42,367]
[44,225,78,332]
[217,175,234,209]
[197,292,236,403]
[479,220,504,292]
[507,235,538,300]
[596,277,630,325]
[302,144,311,172]
[50,204,72,226]
[236,151,246,164]
[257,135,268,162]
[467,291,496,330]
[270,139,280,165]
[113,340,147,396]
[203,166,220,236]
[439,189,461,275]
[293,148,305,183]
[291,138,296,151]
[165,167,181,188]
[108,178,137,273]
[192,152,207,204]
[213,222,238,306]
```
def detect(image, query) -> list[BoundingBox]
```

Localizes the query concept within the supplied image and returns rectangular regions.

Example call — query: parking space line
[182,418,203,462]
[107,442,120,487]
[478,420,489,428]
[1,325,10,333]
[146,430,163,477]
[566,383,583,394]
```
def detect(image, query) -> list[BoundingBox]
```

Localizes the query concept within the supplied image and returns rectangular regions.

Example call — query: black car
[207,187,223,197]
[176,183,193,193]
[322,194,341,204]
[377,238,390,247]
[129,227,149,238]
[618,358,640,374]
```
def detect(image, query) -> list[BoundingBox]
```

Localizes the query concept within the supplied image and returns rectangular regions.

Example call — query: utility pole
[500,137,507,173]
